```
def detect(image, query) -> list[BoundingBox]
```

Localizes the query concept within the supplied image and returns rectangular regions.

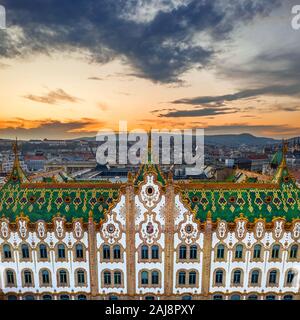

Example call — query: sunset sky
[0,0,300,140]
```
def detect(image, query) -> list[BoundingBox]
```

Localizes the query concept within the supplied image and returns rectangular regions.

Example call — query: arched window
[7,295,18,300]
[287,270,295,285]
[290,245,298,259]
[235,245,243,259]
[141,245,149,259]
[283,295,293,300]
[190,245,197,259]
[271,245,280,259]
[103,245,110,260]
[217,244,225,259]
[250,270,260,284]
[233,270,241,285]
[6,270,15,286]
[247,295,258,300]
[24,295,35,300]
[178,271,186,285]
[39,244,47,259]
[213,295,223,300]
[60,295,70,300]
[269,270,277,285]
[41,269,50,285]
[113,245,121,260]
[75,244,84,259]
[266,295,276,300]
[21,244,30,259]
[3,244,12,259]
[253,244,261,259]
[141,271,149,285]
[231,294,241,300]
[151,245,159,259]
[114,271,122,285]
[109,295,118,300]
[104,271,111,285]
[78,295,87,300]
[189,271,197,285]
[24,270,33,285]
[179,245,187,259]
[57,244,66,259]
[59,270,68,286]
[182,295,192,300]
[215,270,223,285]
[151,271,159,285]
[43,295,52,300]
[77,270,85,285]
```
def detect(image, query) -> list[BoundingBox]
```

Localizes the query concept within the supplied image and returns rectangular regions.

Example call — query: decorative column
[164,174,175,298]
[88,211,99,299]
[125,177,136,298]
[201,211,213,298]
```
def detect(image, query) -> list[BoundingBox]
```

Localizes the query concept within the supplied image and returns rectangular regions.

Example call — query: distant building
[225,159,235,168]
[24,155,47,172]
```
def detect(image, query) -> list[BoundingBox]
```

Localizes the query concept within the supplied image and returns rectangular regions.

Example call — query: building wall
[0,173,300,300]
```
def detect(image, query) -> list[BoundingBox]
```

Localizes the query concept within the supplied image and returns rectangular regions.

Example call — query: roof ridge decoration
[5,139,29,185]
[133,131,166,186]
[272,139,296,185]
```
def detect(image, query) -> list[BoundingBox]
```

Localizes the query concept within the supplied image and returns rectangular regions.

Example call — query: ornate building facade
[0,143,300,300]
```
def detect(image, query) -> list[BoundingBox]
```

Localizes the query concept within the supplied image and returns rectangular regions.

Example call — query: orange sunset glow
[0,1,299,140]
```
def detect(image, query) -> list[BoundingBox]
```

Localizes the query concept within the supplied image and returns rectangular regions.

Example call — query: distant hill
[7,133,299,147]
[204,133,278,146]
[73,133,279,147]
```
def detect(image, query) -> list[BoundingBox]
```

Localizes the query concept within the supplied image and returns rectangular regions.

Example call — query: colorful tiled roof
[178,148,299,222]
[1,141,298,223]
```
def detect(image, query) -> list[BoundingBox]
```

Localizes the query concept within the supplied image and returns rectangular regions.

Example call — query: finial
[13,137,18,156]
[128,171,133,183]
[89,210,93,219]
[147,128,152,164]
[206,211,212,220]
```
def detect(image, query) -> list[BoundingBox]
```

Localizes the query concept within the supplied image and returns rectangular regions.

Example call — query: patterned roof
[1,142,298,223]
[178,161,299,222]
[0,145,122,222]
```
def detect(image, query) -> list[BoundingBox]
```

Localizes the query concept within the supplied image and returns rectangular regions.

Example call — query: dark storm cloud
[158,107,236,117]
[172,84,300,105]
[0,0,280,83]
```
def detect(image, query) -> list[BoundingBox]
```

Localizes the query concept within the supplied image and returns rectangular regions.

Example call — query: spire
[7,139,28,184]
[272,139,290,184]
[147,129,152,164]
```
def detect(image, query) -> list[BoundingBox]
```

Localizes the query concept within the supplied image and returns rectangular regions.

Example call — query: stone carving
[18,219,28,239]
[0,219,10,239]
[178,213,199,245]
[217,220,227,239]
[139,175,161,208]
[73,220,83,239]
[37,220,46,239]
[255,221,264,239]
[140,213,160,245]
[54,218,65,239]
[235,220,246,240]
[101,213,121,245]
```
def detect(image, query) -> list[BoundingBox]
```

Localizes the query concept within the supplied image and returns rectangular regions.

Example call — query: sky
[0,0,300,140]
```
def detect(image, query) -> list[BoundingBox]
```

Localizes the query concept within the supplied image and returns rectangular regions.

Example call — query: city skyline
[0,1,300,140]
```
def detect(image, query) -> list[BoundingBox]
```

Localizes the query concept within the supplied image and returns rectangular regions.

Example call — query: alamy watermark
[292,5,300,30]
[95,121,204,175]
[0,5,5,29]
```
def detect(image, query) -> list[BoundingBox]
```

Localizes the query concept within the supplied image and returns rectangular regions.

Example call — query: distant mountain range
[74,133,281,147]
[204,133,279,146]
[2,133,299,147]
